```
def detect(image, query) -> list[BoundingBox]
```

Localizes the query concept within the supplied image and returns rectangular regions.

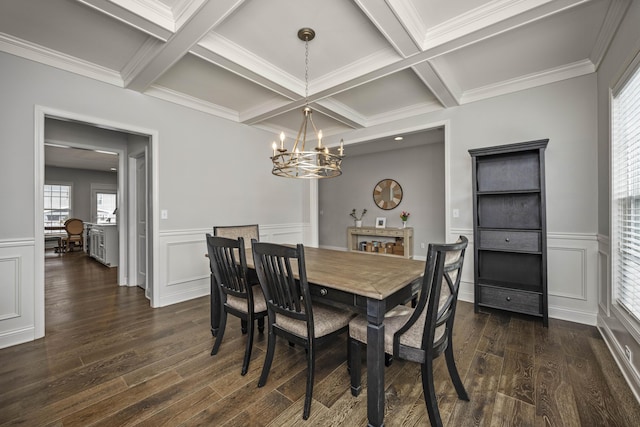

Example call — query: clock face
[373,179,403,210]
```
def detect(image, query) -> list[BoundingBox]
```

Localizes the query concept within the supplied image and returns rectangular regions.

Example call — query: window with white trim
[613,56,640,323]
[44,184,71,232]
[96,191,117,224]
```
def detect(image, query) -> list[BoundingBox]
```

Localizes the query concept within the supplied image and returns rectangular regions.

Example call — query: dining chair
[61,218,84,253]
[213,224,262,334]
[251,239,354,420]
[214,224,259,248]
[348,236,469,427]
[206,234,268,375]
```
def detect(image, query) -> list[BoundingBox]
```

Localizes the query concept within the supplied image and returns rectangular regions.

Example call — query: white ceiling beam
[411,62,458,108]
[312,100,367,129]
[193,34,300,100]
[353,0,421,57]
[125,0,246,92]
[77,0,173,41]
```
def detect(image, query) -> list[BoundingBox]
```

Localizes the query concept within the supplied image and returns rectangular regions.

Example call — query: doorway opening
[34,106,159,339]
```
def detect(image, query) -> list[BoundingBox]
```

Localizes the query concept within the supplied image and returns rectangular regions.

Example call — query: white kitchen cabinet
[88,224,118,267]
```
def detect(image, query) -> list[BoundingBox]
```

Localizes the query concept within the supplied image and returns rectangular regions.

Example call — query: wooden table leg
[367,298,386,427]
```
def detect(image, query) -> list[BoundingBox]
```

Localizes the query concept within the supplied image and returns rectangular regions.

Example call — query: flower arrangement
[400,211,410,221]
[350,208,367,221]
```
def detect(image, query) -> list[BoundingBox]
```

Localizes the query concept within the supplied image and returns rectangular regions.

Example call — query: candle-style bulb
[272,141,277,156]
[339,139,344,156]
[279,132,285,150]
[317,130,323,148]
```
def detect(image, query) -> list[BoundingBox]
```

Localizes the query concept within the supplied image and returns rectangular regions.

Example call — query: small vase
[402,221,407,228]
[355,220,363,228]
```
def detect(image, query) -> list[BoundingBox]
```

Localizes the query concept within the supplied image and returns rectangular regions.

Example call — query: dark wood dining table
[210,246,426,426]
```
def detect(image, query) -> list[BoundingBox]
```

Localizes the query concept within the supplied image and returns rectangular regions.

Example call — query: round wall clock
[373,179,403,210]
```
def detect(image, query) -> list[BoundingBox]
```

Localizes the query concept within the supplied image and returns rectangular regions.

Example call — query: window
[613,56,640,323]
[44,184,71,232]
[96,192,117,224]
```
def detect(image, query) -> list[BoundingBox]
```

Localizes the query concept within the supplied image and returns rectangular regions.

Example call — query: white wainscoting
[451,229,599,325]
[596,234,640,402]
[0,239,36,349]
[156,223,306,307]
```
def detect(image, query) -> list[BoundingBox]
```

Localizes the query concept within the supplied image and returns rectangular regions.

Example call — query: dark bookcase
[469,139,549,326]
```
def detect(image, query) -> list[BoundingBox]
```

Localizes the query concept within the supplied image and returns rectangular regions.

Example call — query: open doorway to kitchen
[35,106,158,339]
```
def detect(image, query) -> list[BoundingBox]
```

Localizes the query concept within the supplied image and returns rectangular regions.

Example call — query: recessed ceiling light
[95,150,118,155]
[394,136,403,141]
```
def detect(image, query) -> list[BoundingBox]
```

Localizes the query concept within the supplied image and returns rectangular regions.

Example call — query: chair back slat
[252,240,310,323]
[206,234,250,300]
[394,236,468,362]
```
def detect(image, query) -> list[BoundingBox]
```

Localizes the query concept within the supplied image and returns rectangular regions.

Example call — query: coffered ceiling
[0,0,630,144]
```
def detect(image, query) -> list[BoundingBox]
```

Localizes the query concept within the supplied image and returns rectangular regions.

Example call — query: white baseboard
[0,326,35,350]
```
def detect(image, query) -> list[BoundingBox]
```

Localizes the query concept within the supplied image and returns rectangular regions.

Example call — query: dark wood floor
[1,250,639,426]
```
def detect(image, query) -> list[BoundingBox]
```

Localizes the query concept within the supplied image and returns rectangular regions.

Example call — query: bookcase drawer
[478,285,541,316]
[479,230,540,252]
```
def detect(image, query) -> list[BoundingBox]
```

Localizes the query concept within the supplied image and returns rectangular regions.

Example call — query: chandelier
[271,28,344,179]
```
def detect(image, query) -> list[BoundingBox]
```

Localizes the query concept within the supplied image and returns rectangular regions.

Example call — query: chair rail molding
[452,228,599,325]
[157,223,307,307]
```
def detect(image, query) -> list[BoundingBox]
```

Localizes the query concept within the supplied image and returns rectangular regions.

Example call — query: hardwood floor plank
[533,319,565,365]
[477,310,511,358]
[3,377,128,426]
[60,370,184,426]
[222,390,293,427]
[463,351,503,395]
[490,392,536,427]
[566,354,630,426]
[506,317,535,355]
[589,336,640,425]
[534,358,581,427]
[132,386,222,427]
[498,349,535,405]
[447,392,494,427]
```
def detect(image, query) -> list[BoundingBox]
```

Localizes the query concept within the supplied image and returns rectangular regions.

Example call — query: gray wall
[0,51,305,241]
[319,142,445,257]
[45,166,117,223]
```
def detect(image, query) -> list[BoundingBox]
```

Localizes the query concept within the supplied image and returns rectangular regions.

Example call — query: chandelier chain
[304,38,309,105]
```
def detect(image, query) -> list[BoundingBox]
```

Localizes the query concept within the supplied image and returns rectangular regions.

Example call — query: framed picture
[375,217,386,228]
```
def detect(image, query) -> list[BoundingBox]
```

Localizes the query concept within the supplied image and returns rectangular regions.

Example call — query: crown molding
[460,59,595,104]
[365,101,444,128]
[198,32,302,97]
[0,33,123,86]
[145,84,239,122]
[108,0,176,31]
[312,47,400,95]
[590,0,631,70]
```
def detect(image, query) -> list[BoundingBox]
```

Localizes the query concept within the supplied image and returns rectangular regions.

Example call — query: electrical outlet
[161,210,168,220]
[453,209,460,218]
[625,345,632,361]
[420,243,426,249]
